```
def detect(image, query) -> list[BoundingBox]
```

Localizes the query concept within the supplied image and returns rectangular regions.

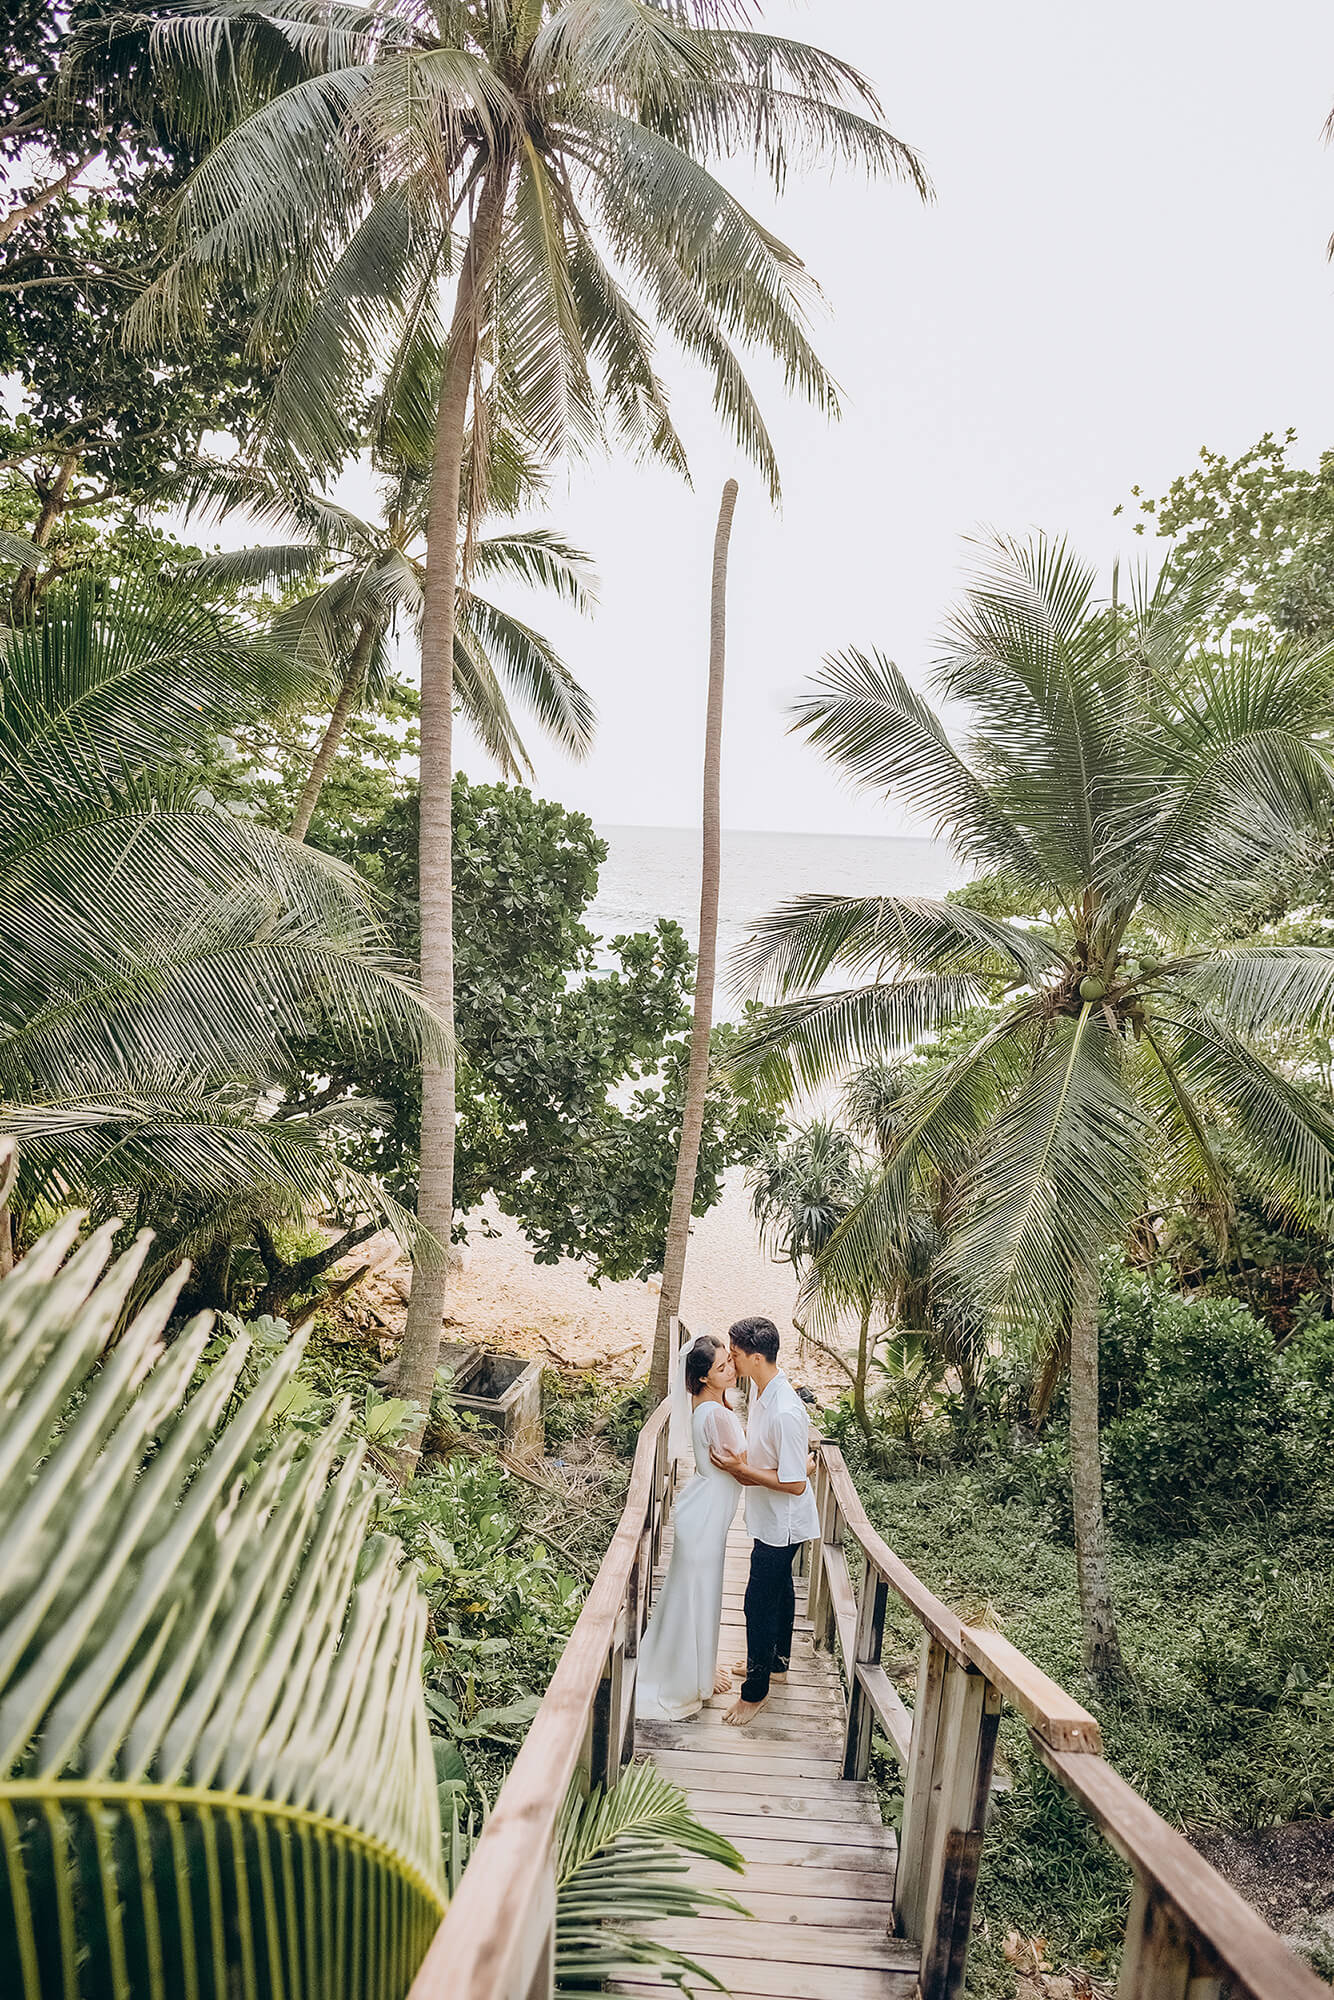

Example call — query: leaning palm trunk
[290,610,379,841]
[650,482,739,1397]
[0,1198,446,1998]
[397,167,514,1452]
[1069,1265,1123,1684]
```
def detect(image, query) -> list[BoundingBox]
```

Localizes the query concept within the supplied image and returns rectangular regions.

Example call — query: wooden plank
[685,1786,882,1825]
[690,1858,897,1902]
[636,1729,841,1771]
[648,1920,917,1971]
[855,1661,913,1766]
[894,1631,948,1942]
[638,1710,834,1746]
[695,1810,896,1851]
[823,1539,859,1667]
[915,1662,1001,2000]
[1034,1746,1331,2000]
[1118,1880,1192,2000]
[677,1888,897,1930]
[411,1400,672,2000]
[613,1954,914,1999]
[844,1568,889,1782]
[961,1624,1102,1753]
[691,1831,897,1869]
[657,1760,877,1802]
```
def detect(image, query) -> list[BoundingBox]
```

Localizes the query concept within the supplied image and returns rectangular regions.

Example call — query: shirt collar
[755,1369,786,1407]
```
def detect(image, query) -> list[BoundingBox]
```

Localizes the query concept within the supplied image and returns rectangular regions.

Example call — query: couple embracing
[636,1318,820,1727]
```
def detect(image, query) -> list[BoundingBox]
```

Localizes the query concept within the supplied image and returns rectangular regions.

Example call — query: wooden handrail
[409,1397,672,2000]
[808,1442,1329,2000]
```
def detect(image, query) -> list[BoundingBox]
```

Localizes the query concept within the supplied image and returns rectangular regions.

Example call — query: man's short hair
[729,1317,780,1364]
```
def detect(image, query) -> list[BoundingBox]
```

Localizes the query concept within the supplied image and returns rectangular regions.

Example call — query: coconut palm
[0,577,443,1287]
[122,0,929,1438]
[650,480,737,1396]
[177,454,596,840]
[733,536,1334,1683]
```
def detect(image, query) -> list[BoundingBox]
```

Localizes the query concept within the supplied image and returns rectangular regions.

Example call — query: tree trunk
[395,165,512,1461]
[290,613,379,841]
[0,1138,16,1279]
[12,451,76,619]
[853,1304,872,1438]
[650,481,739,1397]
[1069,1263,1124,1686]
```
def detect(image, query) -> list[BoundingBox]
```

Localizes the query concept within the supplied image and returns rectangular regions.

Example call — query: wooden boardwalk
[632,1508,916,2000]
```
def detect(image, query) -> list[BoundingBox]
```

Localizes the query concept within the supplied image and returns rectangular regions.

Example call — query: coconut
[1079,974,1107,1002]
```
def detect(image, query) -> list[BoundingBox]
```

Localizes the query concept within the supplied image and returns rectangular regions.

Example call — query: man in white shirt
[710,1316,820,1725]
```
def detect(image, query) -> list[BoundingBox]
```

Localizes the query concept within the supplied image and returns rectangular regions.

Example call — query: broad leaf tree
[128,0,928,1443]
[735,537,1334,1683]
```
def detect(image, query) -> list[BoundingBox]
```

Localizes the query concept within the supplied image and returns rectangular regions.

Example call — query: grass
[838,1440,1334,1995]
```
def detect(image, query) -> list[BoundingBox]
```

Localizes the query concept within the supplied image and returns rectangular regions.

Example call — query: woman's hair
[685,1335,722,1395]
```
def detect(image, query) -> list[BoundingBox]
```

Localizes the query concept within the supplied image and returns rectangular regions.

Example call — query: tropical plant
[0,577,443,1287]
[733,535,1334,1682]
[553,1760,744,1996]
[125,0,929,1450]
[0,1194,447,1999]
[652,480,737,1395]
[177,452,597,839]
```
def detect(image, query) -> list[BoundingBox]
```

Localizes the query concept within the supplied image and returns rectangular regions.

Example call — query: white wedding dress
[635,1398,745,1722]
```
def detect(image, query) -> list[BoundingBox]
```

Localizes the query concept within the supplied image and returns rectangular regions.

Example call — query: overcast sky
[450,0,1334,838]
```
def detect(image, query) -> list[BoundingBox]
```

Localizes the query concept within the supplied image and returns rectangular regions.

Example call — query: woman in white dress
[635,1335,746,1722]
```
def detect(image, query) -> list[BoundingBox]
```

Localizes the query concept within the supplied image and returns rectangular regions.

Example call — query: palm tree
[177,454,596,840]
[733,537,1334,1684]
[650,479,737,1397]
[0,578,443,1289]
[124,0,929,1438]
[0,1180,745,1996]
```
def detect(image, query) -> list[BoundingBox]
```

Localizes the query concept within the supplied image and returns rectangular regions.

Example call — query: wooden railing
[808,1443,1330,2000]
[408,1398,674,2000]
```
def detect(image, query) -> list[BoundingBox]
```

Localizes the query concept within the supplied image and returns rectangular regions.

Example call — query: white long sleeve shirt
[743,1370,821,1548]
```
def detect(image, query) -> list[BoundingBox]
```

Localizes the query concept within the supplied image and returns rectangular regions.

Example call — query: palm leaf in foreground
[554,1760,746,1996]
[0,1203,445,2000]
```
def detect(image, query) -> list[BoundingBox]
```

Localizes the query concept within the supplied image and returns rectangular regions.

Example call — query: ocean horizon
[587,824,963,1009]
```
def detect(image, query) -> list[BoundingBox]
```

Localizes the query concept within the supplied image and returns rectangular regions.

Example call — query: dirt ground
[337,1168,849,1399]
[1191,1821,1334,1955]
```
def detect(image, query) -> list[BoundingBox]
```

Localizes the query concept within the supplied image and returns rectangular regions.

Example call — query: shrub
[1103,1293,1299,1537]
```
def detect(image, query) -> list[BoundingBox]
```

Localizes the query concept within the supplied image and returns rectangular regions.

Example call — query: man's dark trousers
[739,1538,800,1703]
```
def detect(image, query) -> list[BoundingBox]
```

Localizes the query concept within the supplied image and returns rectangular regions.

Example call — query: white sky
[453,0,1334,837]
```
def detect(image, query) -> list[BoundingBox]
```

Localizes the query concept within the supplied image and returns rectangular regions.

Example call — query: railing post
[894,1631,949,1939]
[908,1657,1001,2000]
[808,1459,841,1652]
[1117,1879,1200,2000]
[521,1859,557,2000]
[841,1562,888,1780]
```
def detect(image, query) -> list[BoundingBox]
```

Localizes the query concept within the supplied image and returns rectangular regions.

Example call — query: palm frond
[727,977,990,1101]
[731,892,1057,1000]
[460,596,596,758]
[0,1218,445,1998]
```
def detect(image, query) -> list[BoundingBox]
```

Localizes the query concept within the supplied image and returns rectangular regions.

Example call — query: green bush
[1103,1293,1300,1537]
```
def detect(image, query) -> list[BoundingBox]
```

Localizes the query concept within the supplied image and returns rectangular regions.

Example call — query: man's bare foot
[731,1661,786,1681]
[723,1695,769,1727]
[713,1668,733,1694]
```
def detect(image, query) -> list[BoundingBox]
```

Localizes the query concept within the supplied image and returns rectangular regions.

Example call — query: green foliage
[0,1208,445,1999]
[1102,1294,1303,1536]
[1127,430,1334,640]
[292,776,774,1280]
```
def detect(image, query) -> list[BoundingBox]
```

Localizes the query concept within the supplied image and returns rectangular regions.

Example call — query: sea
[587,825,962,1018]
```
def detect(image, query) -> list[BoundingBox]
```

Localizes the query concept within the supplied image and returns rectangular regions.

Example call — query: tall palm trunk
[650,481,739,1397]
[395,165,512,1455]
[1069,1263,1124,1685]
[290,613,379,842]
[853,1302,872,1438]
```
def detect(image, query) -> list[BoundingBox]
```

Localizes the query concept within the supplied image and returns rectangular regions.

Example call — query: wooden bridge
[411,1396,1329,2000]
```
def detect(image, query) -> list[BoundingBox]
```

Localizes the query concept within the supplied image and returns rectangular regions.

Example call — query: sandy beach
[350,1168,848,1399]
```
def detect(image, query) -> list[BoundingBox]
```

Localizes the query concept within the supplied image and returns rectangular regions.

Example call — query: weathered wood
[1118,1881,1192,2000]
[962,1624,1102,1753]
[690,1858,898,1903]
[854,1660,914,1766]
[821,1447,970,1665]
[893,1630,949,1941]
[843,1564,890,1780]
[663,1759,878,1801]
[823,1540,860,1669]
[649,1921,916,1971]
[914,1662,1001,2000]
[615,1953,913,1999]
[1034,1746,1332,2000]
[807,1458,837,1647]
[697,1809,897,1852]
[410,1401,671,2000]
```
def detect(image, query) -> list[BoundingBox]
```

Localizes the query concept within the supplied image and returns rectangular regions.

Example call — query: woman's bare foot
[713,1668,733,1694]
